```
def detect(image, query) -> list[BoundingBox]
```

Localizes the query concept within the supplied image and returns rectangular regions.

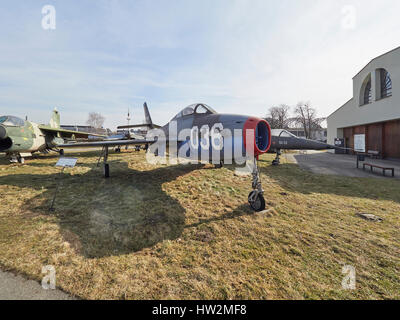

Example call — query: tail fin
[49,108,60,128]
[117,102,161,129]
[143,102,153,128]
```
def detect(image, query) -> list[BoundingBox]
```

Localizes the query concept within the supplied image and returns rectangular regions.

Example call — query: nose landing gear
[215,160,224,169]
[248,157,265,212]
[272,149,281,166]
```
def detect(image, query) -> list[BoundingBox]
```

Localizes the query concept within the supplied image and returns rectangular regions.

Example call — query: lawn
[0,149,399,299]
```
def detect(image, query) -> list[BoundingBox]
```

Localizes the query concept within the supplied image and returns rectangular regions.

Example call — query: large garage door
[384,120,400,159]
[343,127,353,152]
[367,123,383,154]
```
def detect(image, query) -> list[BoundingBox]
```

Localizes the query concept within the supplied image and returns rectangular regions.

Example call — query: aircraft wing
[117,124,162,129]
[39,125,106,139]
[57,138,157,148]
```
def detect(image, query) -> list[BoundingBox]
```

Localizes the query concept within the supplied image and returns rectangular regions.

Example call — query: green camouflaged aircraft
[0,109,102,163]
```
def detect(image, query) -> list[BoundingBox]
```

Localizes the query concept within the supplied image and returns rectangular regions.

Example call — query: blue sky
[0,0,399,129]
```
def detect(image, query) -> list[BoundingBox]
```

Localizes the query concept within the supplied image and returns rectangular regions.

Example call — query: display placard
[354,134,365,153]
[55,157,78,168]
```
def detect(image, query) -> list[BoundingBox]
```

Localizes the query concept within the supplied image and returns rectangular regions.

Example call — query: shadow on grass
[259,161,400,204]
[0,160,203,258]
[185,204,254,229]
[0,149,142,168]
[0,147,135,162]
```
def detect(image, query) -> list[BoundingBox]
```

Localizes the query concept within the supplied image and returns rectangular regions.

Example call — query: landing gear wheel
[17,156,25,164]
[272,150,281,166]
[115,147,121,153]
[216,161,223,169]
[59,149,64,156]
[248,191,265,212]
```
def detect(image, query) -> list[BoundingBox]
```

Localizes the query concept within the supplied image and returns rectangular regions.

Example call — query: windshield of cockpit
[172,104,216,120]
[279,130,296,138]
[0,116,25,126]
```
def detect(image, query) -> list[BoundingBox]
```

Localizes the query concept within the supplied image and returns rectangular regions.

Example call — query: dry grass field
[0,149,399,299]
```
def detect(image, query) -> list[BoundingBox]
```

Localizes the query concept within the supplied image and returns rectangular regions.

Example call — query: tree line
[265,102,326,139]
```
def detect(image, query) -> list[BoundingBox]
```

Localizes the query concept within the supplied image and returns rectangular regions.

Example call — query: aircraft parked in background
[105,103,156,152]
[0,109,104,163]
[269,129,337,165]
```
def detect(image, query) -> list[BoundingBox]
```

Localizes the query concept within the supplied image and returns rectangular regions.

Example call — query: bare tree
[294,102,324,139]
[86,112,105,131]
[265,104,291,129]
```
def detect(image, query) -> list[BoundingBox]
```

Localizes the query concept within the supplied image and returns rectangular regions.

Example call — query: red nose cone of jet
[243,117,271,156]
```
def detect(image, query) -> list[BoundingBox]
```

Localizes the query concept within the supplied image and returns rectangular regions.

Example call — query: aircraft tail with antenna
[117,102,161,130]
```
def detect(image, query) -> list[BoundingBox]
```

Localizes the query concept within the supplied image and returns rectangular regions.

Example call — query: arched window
[360,74,372,106]
[380,69,392,98]
[364,79,372,104]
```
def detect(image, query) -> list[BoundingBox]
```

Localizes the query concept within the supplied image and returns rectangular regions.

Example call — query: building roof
[352,46,400,79]
[327,98,353,119]
[328,46,400,119]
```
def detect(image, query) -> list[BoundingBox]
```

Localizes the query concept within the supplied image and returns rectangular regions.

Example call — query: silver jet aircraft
[60,103,340,211]
[60,103,272,211]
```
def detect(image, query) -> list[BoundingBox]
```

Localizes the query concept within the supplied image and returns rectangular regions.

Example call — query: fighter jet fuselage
[0,117,49,153]
[0,109,103,163]
[269,129,333,151]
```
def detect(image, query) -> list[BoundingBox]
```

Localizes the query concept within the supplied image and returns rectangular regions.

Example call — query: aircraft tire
[17,156,25,164]
[60,149,64,156]
[216,161,224,169]
[248,191,265,212]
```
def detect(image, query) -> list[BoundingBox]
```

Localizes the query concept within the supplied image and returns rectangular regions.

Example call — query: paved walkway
[285,151,400,179]
[0,270,74,300]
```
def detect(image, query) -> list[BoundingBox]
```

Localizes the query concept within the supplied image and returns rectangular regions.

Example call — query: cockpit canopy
[271,129,298,138]
[172,103,217,120]
[0,116,25,127]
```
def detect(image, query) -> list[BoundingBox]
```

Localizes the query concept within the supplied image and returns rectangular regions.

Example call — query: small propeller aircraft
[59,103,340,212]
[0,109,104,163]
